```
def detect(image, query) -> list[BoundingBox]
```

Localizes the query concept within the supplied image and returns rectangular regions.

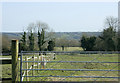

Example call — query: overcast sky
[2,2,118,32]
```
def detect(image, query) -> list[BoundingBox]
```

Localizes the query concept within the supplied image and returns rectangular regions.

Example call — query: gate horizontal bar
[22,61,120,63]
[22,69,120,71]
[21,51,120,54]
[22,75,120,78]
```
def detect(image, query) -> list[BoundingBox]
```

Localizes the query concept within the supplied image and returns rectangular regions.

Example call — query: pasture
[1,47,119,82]
[1,47,83,79]
[21,53,119,81]
[54,47,83,51]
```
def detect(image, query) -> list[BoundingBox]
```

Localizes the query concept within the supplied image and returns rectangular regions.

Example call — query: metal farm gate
[20,51,120,82]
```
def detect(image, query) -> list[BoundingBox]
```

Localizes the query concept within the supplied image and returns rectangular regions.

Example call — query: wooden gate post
[12,40,18,82]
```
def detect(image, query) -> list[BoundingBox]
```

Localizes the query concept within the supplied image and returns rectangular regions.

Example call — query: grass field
[1,47,119,82]
[1,47,82,79]
[1,55,11,79]
[54,47,83,51]
[21,53,119,81]
[0,56,11,58]
[1,64,11,78]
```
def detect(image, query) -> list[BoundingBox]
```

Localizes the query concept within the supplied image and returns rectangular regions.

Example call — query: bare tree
[104,16,118,30]
[27,23,36,33]
[36,21,49,31]
[26,21,55,51]
[98,16,119,51]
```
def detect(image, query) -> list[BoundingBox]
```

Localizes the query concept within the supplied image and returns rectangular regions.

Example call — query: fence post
[39,54,41,69]
[34,54,35,67]
[25,56,29,81]
[32,65,34,76]
[37,55,39,73]
[12,40,18,82]
[32,54,34,76]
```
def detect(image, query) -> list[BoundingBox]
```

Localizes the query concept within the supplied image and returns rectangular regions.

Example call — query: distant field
[54,47,83,51]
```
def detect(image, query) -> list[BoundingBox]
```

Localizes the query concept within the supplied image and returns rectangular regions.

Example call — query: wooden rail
[0,59,12,64]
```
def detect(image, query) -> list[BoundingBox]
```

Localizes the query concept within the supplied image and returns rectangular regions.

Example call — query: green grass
[54,47,83,51]
[1,47,119,82]
[1,55,12,79]
[1,64,11,78]
[21,53,118,81]
[0,56,11,58]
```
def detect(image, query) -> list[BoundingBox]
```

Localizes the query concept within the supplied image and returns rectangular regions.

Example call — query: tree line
[2,16,120,53]
[19,22,55,52]
[80,16,120,51]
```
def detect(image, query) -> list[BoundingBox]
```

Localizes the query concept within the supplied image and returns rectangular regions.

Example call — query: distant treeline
[2,16,120,53]
[2,32,101,53]
[81,27,120,51]
[80,16,120,51]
